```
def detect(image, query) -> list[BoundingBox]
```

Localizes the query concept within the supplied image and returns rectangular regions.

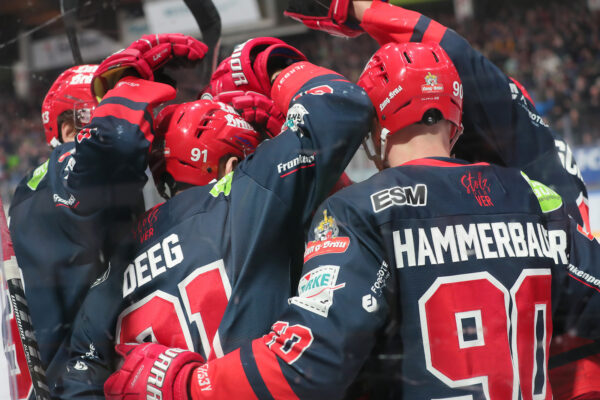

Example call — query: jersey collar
[400,157,490,168]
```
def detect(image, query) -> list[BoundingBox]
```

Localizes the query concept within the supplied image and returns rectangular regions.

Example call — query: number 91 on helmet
[150,99,263,199]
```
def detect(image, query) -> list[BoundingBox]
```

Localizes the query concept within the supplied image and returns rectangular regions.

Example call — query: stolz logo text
[371,184,427,212]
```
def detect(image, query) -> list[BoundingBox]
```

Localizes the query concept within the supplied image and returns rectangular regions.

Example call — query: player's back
[337,157,562,399]
[9,143,106,368]
[75,168,295,364]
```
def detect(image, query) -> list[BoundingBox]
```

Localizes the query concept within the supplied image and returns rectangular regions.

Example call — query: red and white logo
[304,210,349,262]
[421,72,444,94]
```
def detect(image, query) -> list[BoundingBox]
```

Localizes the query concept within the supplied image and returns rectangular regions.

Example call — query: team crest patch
[290,265,346,317]
[304,210,350,262]
[421,72,444,94]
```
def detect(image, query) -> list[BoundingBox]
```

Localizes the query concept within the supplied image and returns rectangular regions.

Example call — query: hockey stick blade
[0,198,51,400]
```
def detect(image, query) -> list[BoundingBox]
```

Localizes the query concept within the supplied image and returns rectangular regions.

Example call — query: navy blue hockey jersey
[8,77,171,371]
[53,63,374,398]
[190,158,600,400]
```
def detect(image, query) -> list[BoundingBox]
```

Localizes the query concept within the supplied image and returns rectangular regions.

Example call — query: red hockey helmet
[150,99,262,198]
[41,64,99,147]
[357,42,463,158]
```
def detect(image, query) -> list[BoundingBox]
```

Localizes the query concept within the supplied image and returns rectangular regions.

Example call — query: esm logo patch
[370,184,427,213]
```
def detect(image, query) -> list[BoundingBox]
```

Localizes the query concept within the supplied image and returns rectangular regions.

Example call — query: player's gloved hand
[203,37,307,98]
[285,0,365,38]
[212,90,286,138]
[104,343,204,400]
[93,33,208,99]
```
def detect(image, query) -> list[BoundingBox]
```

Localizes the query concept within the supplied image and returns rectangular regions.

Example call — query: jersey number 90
[419,270,552,400]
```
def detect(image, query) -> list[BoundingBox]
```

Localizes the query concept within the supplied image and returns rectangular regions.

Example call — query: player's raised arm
[286,0,590,233]
[66,34,207,216]
[204,36,374,223]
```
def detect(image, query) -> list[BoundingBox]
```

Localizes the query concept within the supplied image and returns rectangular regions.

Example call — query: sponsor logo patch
[284,103,309,132]
[421,72,444,94]
[362,294,378,312]
[133,206,161,244]
[304,210,350,262]
[290,265,346,317]
[370,260,390,296]
[277,153,315,177]
[461,171,494,207]
[53,193,79,208]
[379,84,403,112]
[371,184,427,213]
[224,113,253,130]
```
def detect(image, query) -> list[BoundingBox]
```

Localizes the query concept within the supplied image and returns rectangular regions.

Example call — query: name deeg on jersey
[123,233,184,297]
[393,222,567,268]
[371,184,427,212]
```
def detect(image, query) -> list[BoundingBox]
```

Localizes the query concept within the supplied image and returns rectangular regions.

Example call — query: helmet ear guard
[357,42,464,157]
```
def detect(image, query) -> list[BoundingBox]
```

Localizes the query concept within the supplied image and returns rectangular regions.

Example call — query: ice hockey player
[8,64,101,371]
[9,33,206,376]
[285,1,597,398]
[104,41,600,400]
[52,38,373,398]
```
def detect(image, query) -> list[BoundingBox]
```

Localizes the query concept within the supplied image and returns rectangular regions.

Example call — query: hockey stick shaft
[60,0,84,64]
[0,198,51,400]
[183,0,222,75]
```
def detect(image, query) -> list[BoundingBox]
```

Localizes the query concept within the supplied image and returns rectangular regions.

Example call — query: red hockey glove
[203,37,307,97]
[284,0,365,38]
[93,33,208,99]
[104,343,204,400]
[212,90,286,138]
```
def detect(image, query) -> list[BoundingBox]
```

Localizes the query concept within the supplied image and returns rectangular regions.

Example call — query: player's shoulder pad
[271,62,345,112]
[521,171,563,213]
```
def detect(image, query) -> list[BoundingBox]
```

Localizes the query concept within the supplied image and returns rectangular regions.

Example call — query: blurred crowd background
[1,0,599,204]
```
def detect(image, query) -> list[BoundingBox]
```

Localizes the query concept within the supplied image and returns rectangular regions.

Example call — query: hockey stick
[0,198,51,400]
[183,0,222,76]
[60,0,84,64]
